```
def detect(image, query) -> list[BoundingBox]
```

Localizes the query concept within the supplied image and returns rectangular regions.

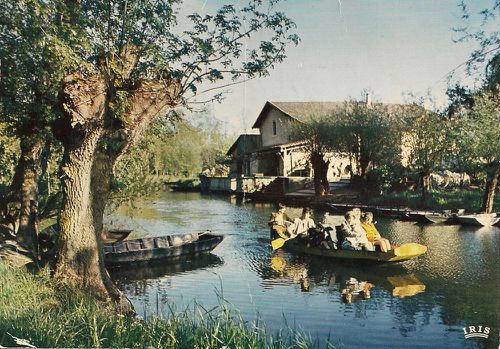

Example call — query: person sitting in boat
[339,211,374,251]
[269,203,293,239]
[289,207,316,236]
[361,212,391,253]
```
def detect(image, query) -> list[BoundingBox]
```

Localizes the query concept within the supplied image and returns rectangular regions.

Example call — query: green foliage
[366,165,401,193]
[290,100,403,177]
[329,102,402,175]
[0,263,321,348]
[0,0,84,129]
[0,126,19,187]
[449,89,500,172]
[111,114,232,204]
[367,187,498,212]
[454,0,500,76]
[400,102,450,175]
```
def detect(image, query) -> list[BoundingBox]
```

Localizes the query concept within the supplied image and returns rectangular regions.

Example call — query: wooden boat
[103,231,224,265]
[375,207,411,219]
[407,211,454,224]
[282,239,427,263]
[101,229,132,243]
[456,213,500,227]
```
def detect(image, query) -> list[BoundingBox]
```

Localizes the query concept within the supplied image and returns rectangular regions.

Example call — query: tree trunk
[311,152,330,196]
[17,137,45,256]
[52,73,179,312]
[481,162,499,213]
[90,150,133,311]
[420,169,430,203]
[359,156,371,181]
[52,74,117,303]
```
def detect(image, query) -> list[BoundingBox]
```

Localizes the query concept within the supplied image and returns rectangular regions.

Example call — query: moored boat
[407,211,454,224]
[101,229,132,243]
[103,231,224,265]
[456,213,500,227]
[282,239,427,263]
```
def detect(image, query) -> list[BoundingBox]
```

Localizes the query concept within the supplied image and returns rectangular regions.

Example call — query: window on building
[272,120,277,135]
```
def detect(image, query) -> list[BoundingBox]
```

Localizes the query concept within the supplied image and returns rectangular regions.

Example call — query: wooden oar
[393,243,427,257]
[271,231,302,250]
[271,236,293,250]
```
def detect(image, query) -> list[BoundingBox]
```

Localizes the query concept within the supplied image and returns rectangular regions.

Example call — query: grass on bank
[367,188,499,212]
[0,263,325,349]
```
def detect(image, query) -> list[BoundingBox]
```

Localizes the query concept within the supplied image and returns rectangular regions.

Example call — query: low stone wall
[201,176,236,192]
[201,176,311,195]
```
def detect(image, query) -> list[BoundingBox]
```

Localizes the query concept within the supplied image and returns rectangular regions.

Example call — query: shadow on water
[109,253,224,282]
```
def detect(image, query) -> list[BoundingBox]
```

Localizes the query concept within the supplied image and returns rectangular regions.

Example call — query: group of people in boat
[269,203,392,253]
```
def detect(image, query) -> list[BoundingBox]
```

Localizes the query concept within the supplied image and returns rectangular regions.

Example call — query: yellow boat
[282,239,427,263]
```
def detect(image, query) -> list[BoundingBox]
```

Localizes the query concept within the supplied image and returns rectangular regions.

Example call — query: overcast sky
[182,0,497,134]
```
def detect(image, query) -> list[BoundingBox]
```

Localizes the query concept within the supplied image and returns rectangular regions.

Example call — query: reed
[0,263,326,348]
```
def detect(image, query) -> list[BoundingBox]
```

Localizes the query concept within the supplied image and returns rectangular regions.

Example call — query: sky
[181,0,498,134]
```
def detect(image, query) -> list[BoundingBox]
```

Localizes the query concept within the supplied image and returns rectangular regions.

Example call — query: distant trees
[327,102,402,180]
[291,101,403,196]
[400,102,450,202]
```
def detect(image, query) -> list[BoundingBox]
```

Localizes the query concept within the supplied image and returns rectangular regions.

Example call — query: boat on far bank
[456,213,500,227]
[103,231,224,265]
[407,211,459,224]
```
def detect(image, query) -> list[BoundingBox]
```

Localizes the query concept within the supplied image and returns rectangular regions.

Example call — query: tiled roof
[252,101,409,128]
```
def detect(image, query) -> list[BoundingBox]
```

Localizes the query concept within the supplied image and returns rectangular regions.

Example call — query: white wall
[259,109,294,147]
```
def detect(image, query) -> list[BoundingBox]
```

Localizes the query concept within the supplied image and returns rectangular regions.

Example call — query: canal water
[107,191,499,349]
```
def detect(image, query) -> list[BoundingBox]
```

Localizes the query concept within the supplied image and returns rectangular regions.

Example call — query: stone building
[227,101,354,181]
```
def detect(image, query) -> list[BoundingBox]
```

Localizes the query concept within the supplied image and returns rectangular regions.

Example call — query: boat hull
[101,229,132,243]
[456,214,500,226]
[283,240,426,263]
[104,232,224,265]
[407,212,453,224]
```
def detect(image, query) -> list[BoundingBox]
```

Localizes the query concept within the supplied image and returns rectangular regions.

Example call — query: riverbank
[0,263,319,348]
[285,187,497,213]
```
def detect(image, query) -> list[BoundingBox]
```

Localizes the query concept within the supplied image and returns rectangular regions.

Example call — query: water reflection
[340,278,374,303]
[265,251,426,302]
[110,254,223,297]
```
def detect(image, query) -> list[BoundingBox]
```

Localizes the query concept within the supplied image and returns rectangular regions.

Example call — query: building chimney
[365,92,372,107]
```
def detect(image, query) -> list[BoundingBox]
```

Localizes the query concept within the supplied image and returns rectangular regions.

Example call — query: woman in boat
[269,203,293,239]
[339,211,374,251]
[361,212,391,253]
[289,207,316,236]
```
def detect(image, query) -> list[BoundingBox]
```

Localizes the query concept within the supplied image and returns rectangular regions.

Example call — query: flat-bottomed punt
[104,232,224,265]
[407,211,454,224]
[456,213,500,227]
[282,239,427,263]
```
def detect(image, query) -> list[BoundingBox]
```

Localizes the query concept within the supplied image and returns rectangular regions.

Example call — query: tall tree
[327,102,402,180]
[48,0,298,308]
[447,0,499,212]
[291,116,331,196]
[449,90,499,213]
[0,0,76,251]
[401,103,449,203]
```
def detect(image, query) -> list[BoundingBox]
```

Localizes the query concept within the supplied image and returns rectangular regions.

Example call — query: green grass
[0,263,325,348]
[367,187,499,212]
